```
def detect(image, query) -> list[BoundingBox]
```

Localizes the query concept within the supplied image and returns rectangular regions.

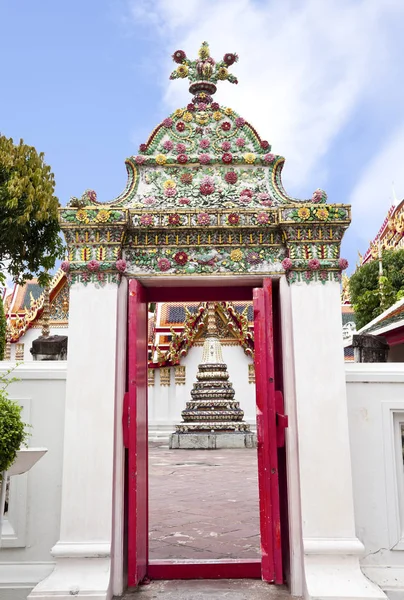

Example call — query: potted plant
[0,367,47,545]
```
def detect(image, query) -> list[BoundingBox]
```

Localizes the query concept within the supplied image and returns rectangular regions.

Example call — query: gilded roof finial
[170,41,239,97]
[41,285,50,339]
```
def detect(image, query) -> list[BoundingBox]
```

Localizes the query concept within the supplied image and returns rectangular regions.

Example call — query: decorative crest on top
[170,41,239,97]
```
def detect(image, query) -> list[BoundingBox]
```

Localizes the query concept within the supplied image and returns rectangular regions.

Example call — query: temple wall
[0,362,67,599]
[346,363,404,600]
[148,344,256,438]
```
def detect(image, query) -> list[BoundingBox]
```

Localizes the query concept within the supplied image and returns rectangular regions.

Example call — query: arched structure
[29,43,385,600]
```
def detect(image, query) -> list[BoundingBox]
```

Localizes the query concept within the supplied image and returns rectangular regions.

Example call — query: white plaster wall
[346,363,404,600]
[148,344,256,437]
[9,327,69,361]
[0,362,66,599]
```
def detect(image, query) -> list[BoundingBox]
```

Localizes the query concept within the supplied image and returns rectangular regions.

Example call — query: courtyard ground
[149,441,261,561]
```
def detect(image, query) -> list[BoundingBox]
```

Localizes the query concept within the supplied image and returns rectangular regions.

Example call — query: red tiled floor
[148,442,260,560]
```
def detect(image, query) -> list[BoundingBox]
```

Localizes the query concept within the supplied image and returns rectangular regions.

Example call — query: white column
[286,278,386,599]
[29,281,125,600]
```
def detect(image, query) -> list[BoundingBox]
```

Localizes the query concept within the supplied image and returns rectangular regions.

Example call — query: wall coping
[345,362,404,383]
[0,362,67,380]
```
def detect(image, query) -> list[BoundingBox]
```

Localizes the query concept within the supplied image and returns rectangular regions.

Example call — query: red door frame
[126,279,285,585]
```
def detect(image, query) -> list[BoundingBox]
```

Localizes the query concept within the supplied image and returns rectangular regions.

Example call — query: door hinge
[275,390,288,448]
[122,392,130,448]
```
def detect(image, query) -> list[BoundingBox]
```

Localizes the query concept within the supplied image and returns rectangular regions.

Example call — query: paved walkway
[124,579,295,599]
[149,442,260,560]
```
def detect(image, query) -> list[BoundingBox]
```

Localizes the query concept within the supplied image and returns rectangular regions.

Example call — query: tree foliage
[349,249,404,329]
[0,135,64,285]
[0,368,30,475]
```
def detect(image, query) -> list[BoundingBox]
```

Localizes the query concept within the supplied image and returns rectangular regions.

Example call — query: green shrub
[0,368,29,474]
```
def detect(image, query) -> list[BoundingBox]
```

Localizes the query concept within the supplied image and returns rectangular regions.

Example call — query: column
[29,280,125,600]
[286,278,386,600]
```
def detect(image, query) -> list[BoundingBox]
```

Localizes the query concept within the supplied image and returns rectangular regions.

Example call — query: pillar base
[169,432,257,449]
[303,539,386,600]
[28,543,112,600]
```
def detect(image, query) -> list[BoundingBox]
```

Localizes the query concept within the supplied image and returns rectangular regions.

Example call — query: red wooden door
[253,279,283,584]
[127,279,148,586]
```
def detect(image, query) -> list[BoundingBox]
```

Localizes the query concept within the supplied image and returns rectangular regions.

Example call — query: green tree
[0,135,64,286]
[0,368,30,476]
[349,249,404,329]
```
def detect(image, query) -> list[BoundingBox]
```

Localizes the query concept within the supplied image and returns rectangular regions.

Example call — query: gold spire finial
[41,285,50,338]
[206,302,218,337]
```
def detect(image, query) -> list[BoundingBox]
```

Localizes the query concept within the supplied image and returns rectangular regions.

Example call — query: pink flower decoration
[235,137,246,147]
[211,102,220,110]
[200,182,215,195]
[178,197,190,205]
[97,272,105,283]
[135,155,145,164]
[240,195,252,204]
[221,121,232,131]
[202,175,214,185]
[187,103,195,112]
[282,258,293,270]
[221,141,231,151]
[61,261,70,273]
[247,252,261,265]
[263,153,275,163]
[87,190,97,202]
[176,143,186,153]
[260,140,270,149]
[87,260,100,272]
[312,189,324,203]
[222,153,233,164]
[158,258,171,272]
[163,140,174,151]
[257,212,269,224]
[115,259,127,273]
[199,153,211,164]
[258,192,271,201]
[241,188,253,198]
[225,171,238,184]
[260,200,273,207]
[139,143,147,152]
[308,258,320,271]
[197,212,211,225]
[198,102,207,111]
[339,258,349,270]
[140,214,154,226]
[163,117,173,128]
[143,196,156,205]
[164,187,177,197]
[235,117,245,127]
[200,138,210,148]
[177,154,188,164]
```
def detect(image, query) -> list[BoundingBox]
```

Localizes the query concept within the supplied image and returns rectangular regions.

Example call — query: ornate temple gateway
[59,41,350,286]
[22,43,387,600]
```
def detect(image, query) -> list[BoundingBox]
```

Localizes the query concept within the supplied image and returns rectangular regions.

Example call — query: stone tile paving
[149,442,260,561]
[123,579,296,599]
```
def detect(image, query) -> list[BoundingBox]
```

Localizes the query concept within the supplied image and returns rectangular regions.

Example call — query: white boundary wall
[346,364,404,600]
[0,362,66,600]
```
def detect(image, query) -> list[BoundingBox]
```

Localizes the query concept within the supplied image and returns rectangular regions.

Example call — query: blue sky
[1,0,404,273]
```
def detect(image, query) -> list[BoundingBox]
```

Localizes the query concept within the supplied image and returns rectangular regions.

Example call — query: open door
[127,279,148,586]
[253,278,284,584]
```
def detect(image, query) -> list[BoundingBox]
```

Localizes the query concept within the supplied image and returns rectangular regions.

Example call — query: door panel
[253,279,283,584]
[127,279,148,586]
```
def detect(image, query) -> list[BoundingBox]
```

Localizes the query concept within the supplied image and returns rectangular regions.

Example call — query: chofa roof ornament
[170,41,239,97]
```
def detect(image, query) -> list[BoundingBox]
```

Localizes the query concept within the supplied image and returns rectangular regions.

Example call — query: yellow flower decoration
[213,111,223,121]
[174,108,184,117]
[230,249,243,262]
[218,67,228,80]
[198,43,210,60]
[199,92,207,99]
[176,65,189,78]
[155,154,167,165]
[297,207,310,220]
[95,209,110,223]
[76,209,89,223]
[224,107,233,115]
[316,208,329,220]
[196,114,209,125]
[244,153,256,164]
[163,179,176,189]
[183,111,193,123]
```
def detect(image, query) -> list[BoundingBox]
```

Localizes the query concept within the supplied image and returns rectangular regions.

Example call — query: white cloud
[128,0,404,200]
[349,123,404,245]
